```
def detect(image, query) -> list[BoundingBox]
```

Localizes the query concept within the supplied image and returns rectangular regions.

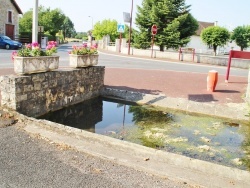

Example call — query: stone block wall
[39,97,103,133]
[0,0,20,35]
[0,66,105,117]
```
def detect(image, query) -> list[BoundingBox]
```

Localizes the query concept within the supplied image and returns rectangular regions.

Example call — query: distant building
[186,21,243,54]
[0,0,22,39]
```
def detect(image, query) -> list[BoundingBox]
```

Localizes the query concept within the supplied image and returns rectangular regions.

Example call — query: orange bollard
[207,70,218,92]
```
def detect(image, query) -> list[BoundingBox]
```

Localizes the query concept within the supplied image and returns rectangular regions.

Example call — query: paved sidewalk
[99,49,249,121]
[104,68,247,104]
[98,48,248,105]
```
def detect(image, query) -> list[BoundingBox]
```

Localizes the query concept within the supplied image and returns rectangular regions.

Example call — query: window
[8,11,12,23]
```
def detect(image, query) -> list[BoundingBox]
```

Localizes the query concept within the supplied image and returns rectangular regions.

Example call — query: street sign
[117,24,125,33]
[38,26,44,32]
[123,12,131,23]
[151,24,157,35]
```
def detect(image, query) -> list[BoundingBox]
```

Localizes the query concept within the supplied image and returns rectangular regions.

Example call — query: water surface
[39,97,250,171]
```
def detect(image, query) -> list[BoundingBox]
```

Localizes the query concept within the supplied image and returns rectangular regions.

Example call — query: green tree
[134,0,198,51]
[61,16,76,39]
[19,6,75,39]
[19,10,33,32]
[75,32,88,40]
[92,19,129,42]
[231,25,250,51]
[39,7,65,37]
[201,26,230,55]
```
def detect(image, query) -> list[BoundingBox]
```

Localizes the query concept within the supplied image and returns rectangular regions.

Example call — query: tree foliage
[61,16,76,39]
[201,26,230,55]
[19,6,76,39]
[134,0,198,51]
[231,25,250,51]
[19,10,33,33]
[92,19,130,42]
[75,32,88,40]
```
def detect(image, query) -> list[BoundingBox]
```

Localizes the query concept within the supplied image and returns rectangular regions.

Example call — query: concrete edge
[19,115,250,188]
[4,87,249,187]
[101,87,250,122]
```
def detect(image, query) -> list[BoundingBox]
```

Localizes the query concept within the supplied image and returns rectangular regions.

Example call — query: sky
[15,0,250,32]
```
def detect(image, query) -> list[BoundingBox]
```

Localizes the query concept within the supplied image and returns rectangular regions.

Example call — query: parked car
[0,35,22,50]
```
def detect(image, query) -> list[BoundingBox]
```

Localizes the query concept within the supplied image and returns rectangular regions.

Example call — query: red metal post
[151,35,154,58]
[225,50,233,82]
[119,32,122,53]
[179,48,182,61]
[225,50,250,82]
[193,49,195,62]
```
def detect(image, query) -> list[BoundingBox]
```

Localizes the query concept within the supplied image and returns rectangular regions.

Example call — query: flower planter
[13,56,59,75]
[69,54,99,68]
[89,54,99,66]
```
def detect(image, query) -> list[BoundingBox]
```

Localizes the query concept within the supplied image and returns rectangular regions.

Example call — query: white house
[186,21,244,55]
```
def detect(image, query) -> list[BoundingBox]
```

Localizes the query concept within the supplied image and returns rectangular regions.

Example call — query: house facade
[0,0,22,39]
[186,21,243,54]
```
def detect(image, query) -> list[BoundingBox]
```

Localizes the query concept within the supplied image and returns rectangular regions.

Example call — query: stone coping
[1,87,250,187]
[14,112,250,188]
[101,87,249,122]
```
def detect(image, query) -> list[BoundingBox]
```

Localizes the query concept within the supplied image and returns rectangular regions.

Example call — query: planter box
[69,54,99,68]
[14,56,59,75]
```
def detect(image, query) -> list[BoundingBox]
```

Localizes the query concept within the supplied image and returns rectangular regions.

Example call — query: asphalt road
[0,42,248,77]
[0,123,193,188]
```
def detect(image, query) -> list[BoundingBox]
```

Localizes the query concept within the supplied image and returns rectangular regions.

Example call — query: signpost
[151,24,157,58]
[117,24,125,33]
[117,24,125,53]
[226,50,250,82]
[151,24,157,35]
[38,26,44,47]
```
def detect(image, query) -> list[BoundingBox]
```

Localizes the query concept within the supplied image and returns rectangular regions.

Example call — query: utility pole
[32,0,38,43]
[128,0,133,55]
[88,16,93,46]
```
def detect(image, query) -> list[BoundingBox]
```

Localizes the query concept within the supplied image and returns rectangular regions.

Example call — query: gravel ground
[0,123,196,188]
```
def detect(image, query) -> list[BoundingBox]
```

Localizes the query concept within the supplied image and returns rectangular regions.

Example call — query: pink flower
[32,42,39,47]
[46,45,53,50]
[11,51,17,61]
[48,41,57,46]
[26,43,32,49]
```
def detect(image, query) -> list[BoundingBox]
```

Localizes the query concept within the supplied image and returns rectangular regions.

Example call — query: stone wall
[39,97,103,133]
[0,66,105,117]
[0,0,20,35]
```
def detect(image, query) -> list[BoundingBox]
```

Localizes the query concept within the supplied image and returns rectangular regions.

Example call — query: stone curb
[3,88,250,188]
[19,115,250,188]
[101,87,250,122]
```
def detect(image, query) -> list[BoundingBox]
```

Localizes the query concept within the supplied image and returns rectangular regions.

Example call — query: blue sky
[15,0,250,32]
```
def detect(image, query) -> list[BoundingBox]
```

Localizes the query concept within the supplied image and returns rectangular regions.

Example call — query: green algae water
[39,97,250,171]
